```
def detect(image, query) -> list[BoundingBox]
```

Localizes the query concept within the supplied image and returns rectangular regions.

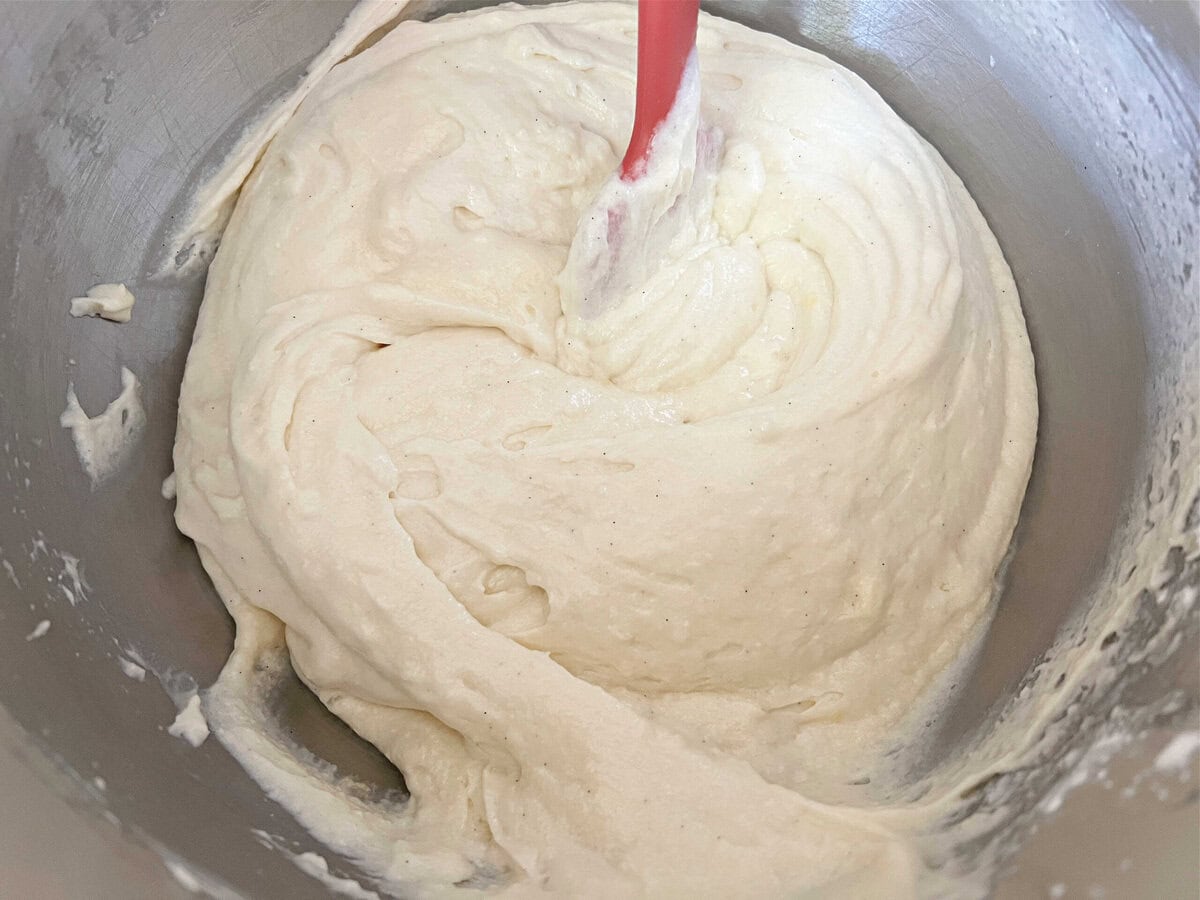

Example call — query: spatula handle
[619,0,700,181]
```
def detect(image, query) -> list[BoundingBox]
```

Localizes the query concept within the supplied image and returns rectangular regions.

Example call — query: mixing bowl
[1,1,1196,896]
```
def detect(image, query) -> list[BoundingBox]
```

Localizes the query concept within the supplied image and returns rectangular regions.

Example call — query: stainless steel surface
[0,1,1196,897]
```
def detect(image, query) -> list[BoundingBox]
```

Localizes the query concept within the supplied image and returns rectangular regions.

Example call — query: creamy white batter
[69,282,135,323]
[61,366,146,488]
[173,3,1037,896]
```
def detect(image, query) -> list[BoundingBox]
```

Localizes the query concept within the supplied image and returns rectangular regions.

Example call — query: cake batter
[173,3,1037,895]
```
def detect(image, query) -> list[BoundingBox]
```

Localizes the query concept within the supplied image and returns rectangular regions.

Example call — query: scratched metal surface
[0,2,1195,897]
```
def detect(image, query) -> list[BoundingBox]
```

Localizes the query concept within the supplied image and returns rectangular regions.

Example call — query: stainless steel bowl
[1,2,1196,897]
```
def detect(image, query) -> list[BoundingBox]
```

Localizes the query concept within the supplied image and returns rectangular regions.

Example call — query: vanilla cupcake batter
[173,3,1037,896]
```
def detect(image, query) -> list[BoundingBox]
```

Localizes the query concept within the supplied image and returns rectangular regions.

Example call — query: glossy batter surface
[173,3,1037,895]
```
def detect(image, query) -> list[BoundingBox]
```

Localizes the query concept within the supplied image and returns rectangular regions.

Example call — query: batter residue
[173,3,1037,896]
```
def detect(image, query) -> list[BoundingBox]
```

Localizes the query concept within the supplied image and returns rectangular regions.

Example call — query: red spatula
[560,0,705,320]
[620,0,701,181]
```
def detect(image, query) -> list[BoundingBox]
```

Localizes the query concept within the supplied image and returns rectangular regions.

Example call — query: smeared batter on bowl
[173,3,1037,896]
